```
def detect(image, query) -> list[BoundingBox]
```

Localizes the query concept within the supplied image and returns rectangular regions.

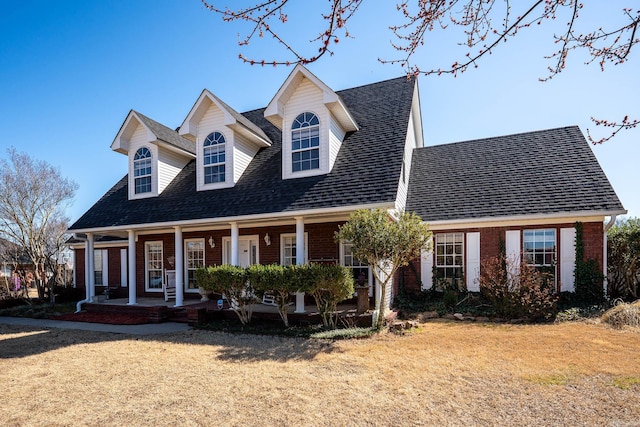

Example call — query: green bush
[247,264,296,327]
[479,255,558,322]
[607,218,640,300]
[196,265,256,325]
[305,264,355,329]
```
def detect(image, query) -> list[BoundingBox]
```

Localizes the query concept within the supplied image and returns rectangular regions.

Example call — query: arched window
[133,147,152,194]
[291,112,320,172]
[204,132,226,184]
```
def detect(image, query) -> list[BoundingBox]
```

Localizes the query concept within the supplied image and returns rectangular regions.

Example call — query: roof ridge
[420,125,581,150]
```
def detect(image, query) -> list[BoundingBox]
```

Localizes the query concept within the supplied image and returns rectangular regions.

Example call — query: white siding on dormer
[234,133,260,183]
[158,148,190,193]
[328,114,346,171]
[128,125,158,200]
[282,79,331,180]
[196,103,234,191]
[395,109,418,212]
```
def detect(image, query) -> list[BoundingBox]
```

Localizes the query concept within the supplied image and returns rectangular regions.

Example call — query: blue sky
[0,1,637,222]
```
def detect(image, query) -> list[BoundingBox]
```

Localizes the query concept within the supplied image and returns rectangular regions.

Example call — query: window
[280,233,308,266]
[341,241,370,287]
[523,229,556,283]
[291,112,320,172]
[145,242,163,291]
[94,250,103,286]
[435,233,464,289]
[133,147,152,194]
[203,132,226,184]
[185,239,205,291]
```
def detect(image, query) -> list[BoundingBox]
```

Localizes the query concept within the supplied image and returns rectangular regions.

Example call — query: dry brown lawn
[1,320,639,427]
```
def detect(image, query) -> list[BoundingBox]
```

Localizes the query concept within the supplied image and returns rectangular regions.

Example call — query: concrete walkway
[0,316,191,335]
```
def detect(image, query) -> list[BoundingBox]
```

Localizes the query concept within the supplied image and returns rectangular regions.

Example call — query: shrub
[196,265,256,325]
[247,264,296,327]
[601,300,640,329]
[607,218,640,300]
[479,255,558,321]
[299,264,354,329]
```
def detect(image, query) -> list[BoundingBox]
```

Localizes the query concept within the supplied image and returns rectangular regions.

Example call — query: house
[68,65,625,313]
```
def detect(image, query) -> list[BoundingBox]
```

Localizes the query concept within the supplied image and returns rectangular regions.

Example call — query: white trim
[184,238,205,293]
[505,230,521,278]
[144,241,164,293]
[466,232,480,292]
[420,237,434,290]
[127,230,137,305]
[68,202,393,235]
[280,232,308,266]
[221,235,260,267]
[339,240,373,295]
[264,64,358,132]
[426,211,626,230]
[560,227,576,292]
[120,249,127,287]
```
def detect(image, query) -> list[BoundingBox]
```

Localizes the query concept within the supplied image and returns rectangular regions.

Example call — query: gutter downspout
[603,215,617,299]
[74,233,91,313]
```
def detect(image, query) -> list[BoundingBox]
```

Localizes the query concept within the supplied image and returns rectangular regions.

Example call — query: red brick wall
[396,221,605,296]
[75,221,345,298]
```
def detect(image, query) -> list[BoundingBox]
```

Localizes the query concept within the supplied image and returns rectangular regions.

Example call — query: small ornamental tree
[336,209,432,329]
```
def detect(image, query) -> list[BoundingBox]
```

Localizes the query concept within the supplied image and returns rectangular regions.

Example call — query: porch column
[127,230,137,305]
[82,238,90,302]
[86,233,95,302]
[174,226,184,307]
[294,216,306,313]
[230,222,239,266]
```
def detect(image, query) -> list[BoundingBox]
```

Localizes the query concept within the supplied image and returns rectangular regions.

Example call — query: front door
[224,236,259,267]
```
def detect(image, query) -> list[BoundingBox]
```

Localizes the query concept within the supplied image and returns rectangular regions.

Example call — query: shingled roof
[407,126,625,222]
[133,111,196,155]
[69,76,415,231]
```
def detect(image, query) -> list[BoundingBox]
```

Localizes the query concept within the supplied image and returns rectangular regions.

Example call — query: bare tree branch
[0,148,77,300]
[202,1,639,141]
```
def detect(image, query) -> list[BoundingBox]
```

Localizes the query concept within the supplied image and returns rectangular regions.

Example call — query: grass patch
[612,376,640,390]
[2,321,640,426]
[310,327,377,340]
[0,302,77,318]
[195,318,373,339]
[527,373,570,386]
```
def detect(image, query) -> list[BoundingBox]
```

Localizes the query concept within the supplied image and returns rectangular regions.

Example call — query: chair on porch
[164,269,176,302]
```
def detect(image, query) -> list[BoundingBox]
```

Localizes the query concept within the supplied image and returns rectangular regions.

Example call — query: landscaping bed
[50,311,151,325]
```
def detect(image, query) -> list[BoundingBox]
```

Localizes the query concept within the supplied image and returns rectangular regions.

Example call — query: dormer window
[133,147,152,194]
[203,132,226,184]
[292,112,320,172]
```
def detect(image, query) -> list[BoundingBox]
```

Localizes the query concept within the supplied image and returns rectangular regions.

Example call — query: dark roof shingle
[407,126,625,222]
[69,76,415,230]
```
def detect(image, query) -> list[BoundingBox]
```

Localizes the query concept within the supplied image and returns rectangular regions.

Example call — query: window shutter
[466,232,480,292]
[420,237,434,290]
[505,230,521,277]
[120,249,128,287]
[102,249,109,287]
[560,227,576,292]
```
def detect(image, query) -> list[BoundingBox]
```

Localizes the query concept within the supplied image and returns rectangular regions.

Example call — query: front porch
[84,296,373,326]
